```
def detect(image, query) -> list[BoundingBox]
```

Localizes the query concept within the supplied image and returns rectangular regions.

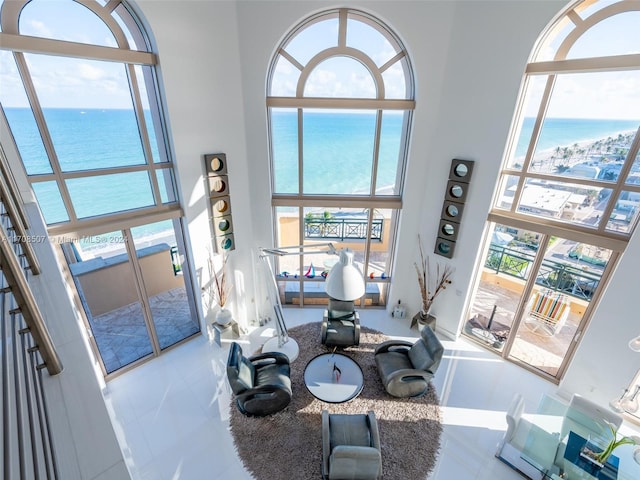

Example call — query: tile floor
[101,308,625,480]
[91,287,199,373]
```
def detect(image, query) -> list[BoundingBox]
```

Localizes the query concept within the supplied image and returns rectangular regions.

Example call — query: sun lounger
[523,289,570,337]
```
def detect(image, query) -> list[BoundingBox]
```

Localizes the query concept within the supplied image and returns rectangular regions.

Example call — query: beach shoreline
[512,128,637,173]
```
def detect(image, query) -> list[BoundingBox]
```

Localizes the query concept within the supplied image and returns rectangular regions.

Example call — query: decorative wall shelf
[435,159,474,258]
[205,153,235,252]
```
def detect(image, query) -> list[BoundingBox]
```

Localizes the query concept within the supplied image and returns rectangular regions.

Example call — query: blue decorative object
[565,431,619,479]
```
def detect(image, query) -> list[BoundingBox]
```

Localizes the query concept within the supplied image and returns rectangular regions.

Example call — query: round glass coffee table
[303,352,364,403]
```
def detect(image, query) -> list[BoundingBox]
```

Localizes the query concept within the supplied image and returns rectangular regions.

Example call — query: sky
[0,0,639,119]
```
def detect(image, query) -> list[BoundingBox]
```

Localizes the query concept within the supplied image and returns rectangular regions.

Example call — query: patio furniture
[322,410,382,480]
[226,342,292,416]
[523,289,570,337]
[321,299,360,348]
[374,325,443,398]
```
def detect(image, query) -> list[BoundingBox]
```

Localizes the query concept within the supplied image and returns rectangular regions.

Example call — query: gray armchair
[226,342,292,416]
[321,299,360,348]
[322,410,382,480]
[374,325,443,398]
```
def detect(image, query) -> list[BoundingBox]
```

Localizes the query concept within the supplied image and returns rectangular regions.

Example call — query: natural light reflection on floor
[439,406,507,430]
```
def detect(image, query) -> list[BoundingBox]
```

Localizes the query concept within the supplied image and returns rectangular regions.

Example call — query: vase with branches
[410,236,453,330]
[208,252,233,325]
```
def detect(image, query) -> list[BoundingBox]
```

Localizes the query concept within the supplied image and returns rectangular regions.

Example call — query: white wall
[136,0,256,329]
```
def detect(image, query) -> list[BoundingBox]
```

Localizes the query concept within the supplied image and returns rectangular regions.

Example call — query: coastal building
[1,1,640,479]
[565,163,601,179]
[499,182,589,221]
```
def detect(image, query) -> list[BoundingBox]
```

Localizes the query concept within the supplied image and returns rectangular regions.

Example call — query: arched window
[266,8,415,307]
[466,0,640,381]
[1,0,176,227]
[0,0,199,375]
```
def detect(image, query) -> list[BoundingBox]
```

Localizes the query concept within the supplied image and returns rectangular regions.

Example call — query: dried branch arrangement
[414,236,453,314]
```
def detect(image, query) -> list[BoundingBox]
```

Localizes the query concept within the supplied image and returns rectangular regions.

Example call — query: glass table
[519,394,640,480]
[303,352,364,403]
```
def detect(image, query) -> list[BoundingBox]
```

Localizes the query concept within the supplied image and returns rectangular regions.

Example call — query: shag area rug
[229,322,442,479]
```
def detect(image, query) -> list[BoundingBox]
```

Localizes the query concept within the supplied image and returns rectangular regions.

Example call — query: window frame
[470,0,640,381]
[266,8,415,307]
[490,0,640,250]
[0,0,182,238]
[0,0,200,377]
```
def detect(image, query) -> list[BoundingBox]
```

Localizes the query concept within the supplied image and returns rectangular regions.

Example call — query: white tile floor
[102,308,569,479]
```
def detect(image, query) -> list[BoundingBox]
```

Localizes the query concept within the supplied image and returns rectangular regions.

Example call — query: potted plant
[579,421,640,467]
[411,236,453,331]
[209,252,233,326]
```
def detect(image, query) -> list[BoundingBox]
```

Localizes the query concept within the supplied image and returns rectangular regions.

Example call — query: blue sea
[4,107,639,227]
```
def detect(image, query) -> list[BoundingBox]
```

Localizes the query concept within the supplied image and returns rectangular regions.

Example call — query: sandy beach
[512,128,637,174]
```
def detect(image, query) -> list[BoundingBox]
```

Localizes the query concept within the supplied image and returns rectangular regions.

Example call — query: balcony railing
[304,218,383,241]
[485,244,602,301]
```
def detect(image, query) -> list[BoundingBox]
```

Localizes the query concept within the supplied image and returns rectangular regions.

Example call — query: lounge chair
[523,289,570,337]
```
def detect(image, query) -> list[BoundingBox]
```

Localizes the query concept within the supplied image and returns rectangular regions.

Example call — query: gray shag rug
[229,322,442,479]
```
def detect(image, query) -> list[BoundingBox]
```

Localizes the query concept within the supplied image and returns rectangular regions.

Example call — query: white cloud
[523,71,640,120]
[25,19,52,38]
[305,57,377,98]
[305,69,340,96]
[547,72,640,119]
[349,71,375,97]
[271,57,299,96]
[78,63,107,81]
[381,62,406,98]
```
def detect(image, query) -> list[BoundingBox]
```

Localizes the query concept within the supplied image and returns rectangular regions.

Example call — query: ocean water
[5,107,639,225]
[4,108,167,229]
[270,111,639,194]
[270,110,403,195]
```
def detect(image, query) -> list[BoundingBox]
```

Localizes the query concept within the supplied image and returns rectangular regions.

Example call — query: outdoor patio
[89,287,199,373]
[464,279,583,377]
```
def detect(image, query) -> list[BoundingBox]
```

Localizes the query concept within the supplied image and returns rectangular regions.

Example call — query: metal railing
[485,244,602,301]
[304,218,383,241]
[1,144,62,478]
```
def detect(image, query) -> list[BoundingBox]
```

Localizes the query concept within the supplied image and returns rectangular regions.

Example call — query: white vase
[215,307,233,326]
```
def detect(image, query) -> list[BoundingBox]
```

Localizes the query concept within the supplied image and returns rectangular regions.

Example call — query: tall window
[0,0,199,376]
[465,0,640,381]
[0,0,177,229]
[266,8,415,307]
